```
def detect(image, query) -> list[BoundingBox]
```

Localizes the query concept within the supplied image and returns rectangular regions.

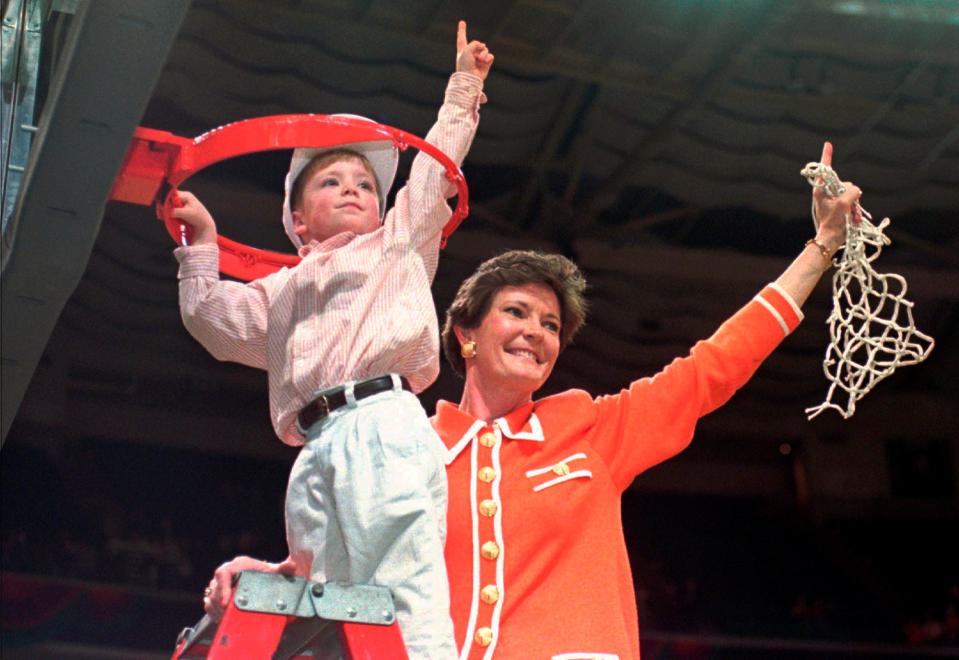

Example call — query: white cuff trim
[768,281,804,322]
[754,294,789,337]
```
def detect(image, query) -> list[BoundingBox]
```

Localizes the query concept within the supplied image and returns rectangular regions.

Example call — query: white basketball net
[800,162,935,419]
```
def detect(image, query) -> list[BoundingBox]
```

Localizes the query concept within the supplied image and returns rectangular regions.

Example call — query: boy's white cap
[281,114,399,248]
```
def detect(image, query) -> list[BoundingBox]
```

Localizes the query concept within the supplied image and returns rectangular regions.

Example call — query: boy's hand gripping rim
[110,115,469,281]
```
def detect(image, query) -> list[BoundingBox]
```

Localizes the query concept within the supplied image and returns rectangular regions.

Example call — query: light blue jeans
[285,375,455,659]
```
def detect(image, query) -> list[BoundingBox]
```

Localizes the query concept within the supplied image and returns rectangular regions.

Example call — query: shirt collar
[298,231,357,257]
[433,400,545,465]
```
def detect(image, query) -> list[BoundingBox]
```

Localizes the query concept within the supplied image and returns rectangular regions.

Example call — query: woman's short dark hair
[441,250,588,378]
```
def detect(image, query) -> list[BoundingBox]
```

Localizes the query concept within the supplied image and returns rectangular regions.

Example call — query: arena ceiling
[6,0,958,493]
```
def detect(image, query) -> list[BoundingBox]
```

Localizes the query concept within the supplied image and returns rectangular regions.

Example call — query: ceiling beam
[918,123,959,172]
[1,0,191,445]
[511,80,594,231]
[575,1,794,220]
[842,57,934,160]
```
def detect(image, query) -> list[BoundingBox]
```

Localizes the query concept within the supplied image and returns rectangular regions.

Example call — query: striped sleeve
[399,72,484,249]
[175,243,271,370]
[753,282,804,336]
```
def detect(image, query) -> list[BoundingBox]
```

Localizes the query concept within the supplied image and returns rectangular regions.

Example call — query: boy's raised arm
[398,21,492,250]
[173,191,271,370]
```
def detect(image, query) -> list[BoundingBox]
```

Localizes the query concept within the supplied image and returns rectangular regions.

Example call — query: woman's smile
[463,282,561,393]
[504,347,542,364]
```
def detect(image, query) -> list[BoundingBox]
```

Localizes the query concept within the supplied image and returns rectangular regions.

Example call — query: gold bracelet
[805,238,832,266]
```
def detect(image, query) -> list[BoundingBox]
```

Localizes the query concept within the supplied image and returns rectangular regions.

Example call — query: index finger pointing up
[820,141,833,167]
[457,20,468,51]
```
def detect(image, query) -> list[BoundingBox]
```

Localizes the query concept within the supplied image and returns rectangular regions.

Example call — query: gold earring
[461,340,477,359]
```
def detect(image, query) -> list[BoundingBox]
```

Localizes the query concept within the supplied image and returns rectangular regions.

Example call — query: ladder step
[171,571,408,659]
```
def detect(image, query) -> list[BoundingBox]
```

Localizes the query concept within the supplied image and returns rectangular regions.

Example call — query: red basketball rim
[157,114,469,281]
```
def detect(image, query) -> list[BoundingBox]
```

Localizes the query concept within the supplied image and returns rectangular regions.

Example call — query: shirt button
[478,466,496,483]
[475,627,493,647]
[479,432,498,448]
[479,499,498,517]
[552,462,571,476]
[480,541,500,560]
[480,584,499,604]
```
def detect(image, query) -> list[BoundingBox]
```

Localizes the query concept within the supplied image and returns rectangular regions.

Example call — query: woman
[203,142,857,659]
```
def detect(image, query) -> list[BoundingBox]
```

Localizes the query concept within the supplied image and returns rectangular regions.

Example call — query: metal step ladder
[171,571,408,659]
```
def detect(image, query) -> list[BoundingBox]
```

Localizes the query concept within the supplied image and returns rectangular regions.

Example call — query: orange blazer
[433,283,803,660]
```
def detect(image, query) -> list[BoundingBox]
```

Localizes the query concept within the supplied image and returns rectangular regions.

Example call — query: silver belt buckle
[315,393,331,419]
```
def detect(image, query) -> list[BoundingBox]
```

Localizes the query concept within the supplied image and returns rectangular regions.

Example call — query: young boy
[172,22,493,659]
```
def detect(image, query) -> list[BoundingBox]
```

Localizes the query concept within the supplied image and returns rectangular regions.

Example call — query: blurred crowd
[1,437,288,592]
[2,437,956,647]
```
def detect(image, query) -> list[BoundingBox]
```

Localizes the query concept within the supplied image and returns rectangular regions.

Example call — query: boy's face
[291,157,380,245]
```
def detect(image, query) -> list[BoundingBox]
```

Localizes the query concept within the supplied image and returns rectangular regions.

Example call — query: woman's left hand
[202,555,298,621]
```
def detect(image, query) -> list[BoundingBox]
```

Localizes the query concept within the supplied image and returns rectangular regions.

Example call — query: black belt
[297,375,411,433]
